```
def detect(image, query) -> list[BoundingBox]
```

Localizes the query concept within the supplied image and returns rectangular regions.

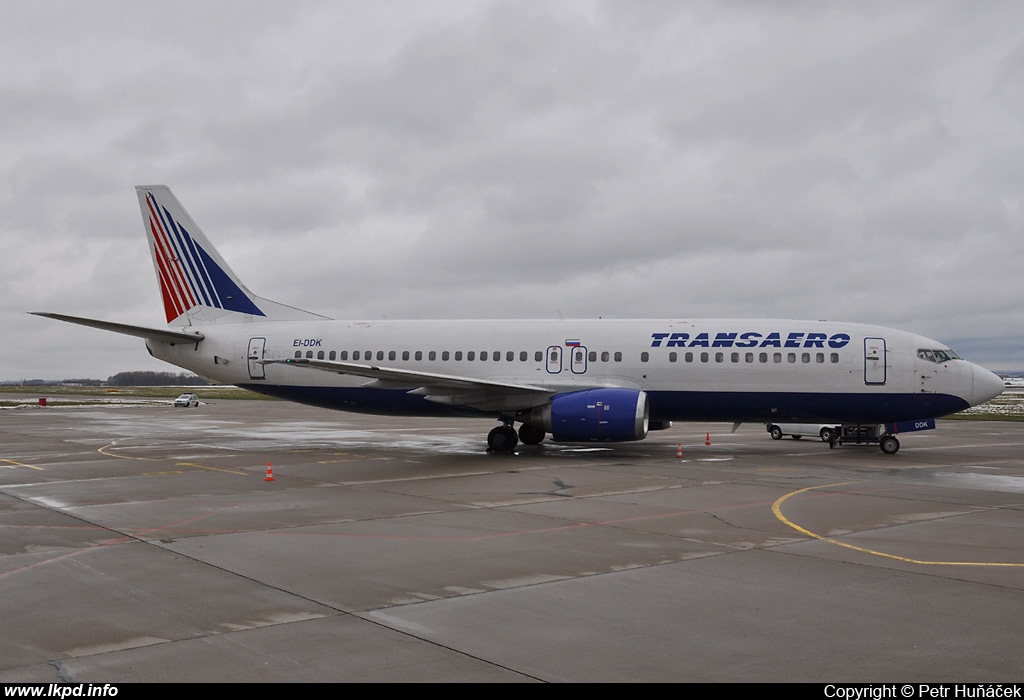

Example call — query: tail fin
[136,185,327,326]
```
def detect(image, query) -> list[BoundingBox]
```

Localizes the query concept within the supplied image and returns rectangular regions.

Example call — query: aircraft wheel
[880,435,900,454]
[769,426,783,440]
[487,425,518,453]
[518,423,545,445]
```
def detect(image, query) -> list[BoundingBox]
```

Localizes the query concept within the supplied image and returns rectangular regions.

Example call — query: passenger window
[388,351,396,360]
[520,351,528,361]
[669,352,677,362]
[601,351,610,362]
[685,352,693,362]
[589,351,597,362]
[641,352,649,362]
[614,351,622,362]
[294,351,301,358]
[535,351,543,362]
[317,351,325,359]
[468,351,475,361]
[455,351,463,361]
[340,351,348,360]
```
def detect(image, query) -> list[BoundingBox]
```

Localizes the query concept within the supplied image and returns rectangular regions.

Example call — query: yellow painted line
[175,461,248,476]
[97,443,246,475]
[98,442,158,461]
[0,459,44,471]
[772,481,1024,568]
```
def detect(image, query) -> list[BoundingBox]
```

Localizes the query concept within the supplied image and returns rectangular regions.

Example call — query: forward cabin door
[864,337,886,385]
[247,337,266,380]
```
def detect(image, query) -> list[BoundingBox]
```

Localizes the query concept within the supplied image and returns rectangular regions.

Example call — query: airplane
[33,185,1005,454]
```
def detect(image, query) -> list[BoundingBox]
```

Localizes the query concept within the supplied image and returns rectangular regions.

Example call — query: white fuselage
[147,317,1002,425]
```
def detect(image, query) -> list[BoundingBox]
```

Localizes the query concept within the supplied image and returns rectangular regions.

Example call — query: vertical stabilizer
[136,185,326,326]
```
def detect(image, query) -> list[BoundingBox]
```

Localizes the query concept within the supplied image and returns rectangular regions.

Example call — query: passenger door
[864,337,886,385]
[247,337,266,380]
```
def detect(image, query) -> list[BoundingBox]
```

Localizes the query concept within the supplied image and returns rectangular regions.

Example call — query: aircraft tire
[487,425,518,453]
[518,423,545,445]
[880,435,900,454]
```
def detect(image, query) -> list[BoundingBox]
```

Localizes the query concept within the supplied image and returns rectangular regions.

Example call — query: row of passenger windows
[652,351,841,364]
[296,349,545,362]
[292,348,842,365]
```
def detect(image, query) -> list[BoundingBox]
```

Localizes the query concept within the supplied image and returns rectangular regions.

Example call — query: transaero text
[651,331,851,349]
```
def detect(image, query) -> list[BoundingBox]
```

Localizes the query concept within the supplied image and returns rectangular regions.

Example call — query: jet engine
[526,388,649,443]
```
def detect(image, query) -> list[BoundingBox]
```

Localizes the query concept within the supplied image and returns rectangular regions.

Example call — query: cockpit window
[918,348,960,363]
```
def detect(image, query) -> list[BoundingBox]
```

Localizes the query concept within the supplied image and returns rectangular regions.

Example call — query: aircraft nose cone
[970,364,1004,406]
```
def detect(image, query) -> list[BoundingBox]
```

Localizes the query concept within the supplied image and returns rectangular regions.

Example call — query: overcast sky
[3,0,1022,380]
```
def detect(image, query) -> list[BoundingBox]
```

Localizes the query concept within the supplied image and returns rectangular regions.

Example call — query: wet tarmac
[1,396,1023,681]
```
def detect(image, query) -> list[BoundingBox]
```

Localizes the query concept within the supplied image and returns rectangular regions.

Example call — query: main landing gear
[486,421,546,453]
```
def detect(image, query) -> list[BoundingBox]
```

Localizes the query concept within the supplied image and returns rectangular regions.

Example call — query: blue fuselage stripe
[238,384,969,423]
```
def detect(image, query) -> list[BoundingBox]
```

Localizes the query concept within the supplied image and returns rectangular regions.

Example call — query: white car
[766,423,838,442]
[173,393,199,408]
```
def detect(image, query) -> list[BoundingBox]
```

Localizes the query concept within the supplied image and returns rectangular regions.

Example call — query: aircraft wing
[30,312,205,344]
[261,357,555,411]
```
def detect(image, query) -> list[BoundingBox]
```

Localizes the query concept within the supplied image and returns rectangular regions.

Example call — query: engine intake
[527,388,649,443]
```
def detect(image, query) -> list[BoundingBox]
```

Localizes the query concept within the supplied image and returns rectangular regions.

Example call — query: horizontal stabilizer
[30,312,205,344]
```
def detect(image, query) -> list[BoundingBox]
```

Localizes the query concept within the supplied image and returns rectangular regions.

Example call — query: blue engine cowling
[528,388,650,443]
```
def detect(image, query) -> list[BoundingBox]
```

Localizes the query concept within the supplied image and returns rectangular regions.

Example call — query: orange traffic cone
[705,432,711,446]
[264,462,275,482]
[676,443,683,459]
